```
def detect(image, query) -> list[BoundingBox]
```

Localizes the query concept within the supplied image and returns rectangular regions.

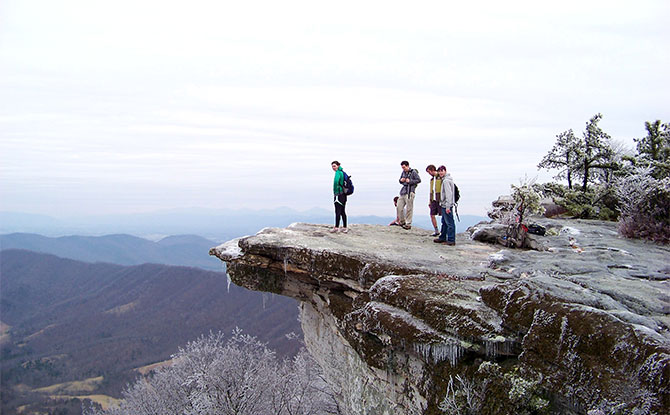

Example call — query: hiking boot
[433,238,446,244]
[340,228,349,234]
[431,231,439,237]
[446,241,455,246]
[402,225,412,230]
[329,227,338,233]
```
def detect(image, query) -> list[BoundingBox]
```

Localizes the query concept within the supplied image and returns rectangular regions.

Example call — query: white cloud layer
[1,0,669,218]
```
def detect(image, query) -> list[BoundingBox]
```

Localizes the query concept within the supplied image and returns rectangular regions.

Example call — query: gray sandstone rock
[210,219,670,415]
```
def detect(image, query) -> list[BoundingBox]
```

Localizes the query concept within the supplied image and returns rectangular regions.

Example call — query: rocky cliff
[210,219,669,415]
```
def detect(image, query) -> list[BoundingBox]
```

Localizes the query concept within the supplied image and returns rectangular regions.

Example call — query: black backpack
[342,171,354,195]
[453,184,460,222]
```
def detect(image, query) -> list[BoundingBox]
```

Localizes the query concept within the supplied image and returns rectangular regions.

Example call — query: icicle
[226,273,232,294]
[283,257,288,276]
[485,338,513,358]
[262,293,267,310]
[413,341,463,366]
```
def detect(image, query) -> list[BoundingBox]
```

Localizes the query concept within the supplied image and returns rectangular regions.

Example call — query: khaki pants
[397,192,415,226]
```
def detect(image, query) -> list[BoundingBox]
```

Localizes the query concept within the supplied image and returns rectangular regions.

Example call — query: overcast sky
[1,0,669,219]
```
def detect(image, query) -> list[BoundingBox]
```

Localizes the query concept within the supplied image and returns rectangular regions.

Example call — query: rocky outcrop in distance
[210,218,670,415]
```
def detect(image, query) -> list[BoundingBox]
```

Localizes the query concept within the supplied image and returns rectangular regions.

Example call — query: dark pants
[334,193,347,227]
[440,206,456,242]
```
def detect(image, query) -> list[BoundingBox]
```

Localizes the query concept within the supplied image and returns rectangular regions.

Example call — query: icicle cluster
[414,341,463,366]
[484,339,513,358]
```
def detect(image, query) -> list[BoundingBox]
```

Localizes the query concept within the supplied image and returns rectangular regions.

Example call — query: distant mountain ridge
[0,209,487,241]
[0,233,223,271]
[1,249,301,414]
[0,208,336,240]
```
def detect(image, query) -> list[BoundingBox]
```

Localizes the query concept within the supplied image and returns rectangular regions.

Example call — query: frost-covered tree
[574,113,618,191]
[616,166,670,243]
[85,330,339,415]
[537,114,628,220]
[633,120,670,179]
[539,114,620,192]
[438,363,549,415]
[495,177,546,248]
[538,129,580,189]
[510,177,545,226]
[270,347,336,415]
[439,375,483,415]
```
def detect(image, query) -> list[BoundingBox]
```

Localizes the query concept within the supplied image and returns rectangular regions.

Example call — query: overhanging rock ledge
[210,220,670,415]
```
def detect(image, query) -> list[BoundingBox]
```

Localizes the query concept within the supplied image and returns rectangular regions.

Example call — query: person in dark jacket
[397,160,421,230]
[331,161,348,233]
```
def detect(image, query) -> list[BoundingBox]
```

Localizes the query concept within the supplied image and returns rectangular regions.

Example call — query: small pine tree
[574,114,618,191]
[538,114,628,219]
[633,120,670,179]
[510,177,545,226]
[540,114,621,193]
[538,129,580,190]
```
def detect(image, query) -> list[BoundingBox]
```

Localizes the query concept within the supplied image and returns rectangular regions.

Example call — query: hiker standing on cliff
[434,165,456,245]
[426,164,442,237]
[397,161,421,230]
[331,161,348,233]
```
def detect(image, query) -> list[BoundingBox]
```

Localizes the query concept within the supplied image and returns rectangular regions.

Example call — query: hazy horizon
[2,0,668,218]
[0,207,489,241]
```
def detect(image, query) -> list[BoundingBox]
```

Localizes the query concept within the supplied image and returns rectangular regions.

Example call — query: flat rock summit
[210,218,670,415]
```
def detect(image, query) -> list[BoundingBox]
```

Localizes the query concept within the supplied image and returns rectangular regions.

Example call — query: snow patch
[469,226,485,240]
[607,247,631,255]
[490,251,506,261]
[488,250,507,267]
[370,275,406,295]
[560,226,581,235]
[631,324,665,342]
[215,238,243,260]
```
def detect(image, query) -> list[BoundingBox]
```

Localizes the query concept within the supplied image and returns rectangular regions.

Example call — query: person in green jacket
[331,161,348,233]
